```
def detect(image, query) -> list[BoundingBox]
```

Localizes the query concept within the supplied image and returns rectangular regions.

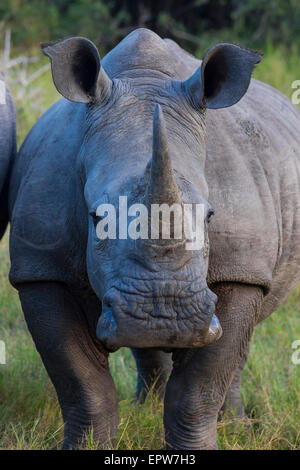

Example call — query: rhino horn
[146,104,181,206]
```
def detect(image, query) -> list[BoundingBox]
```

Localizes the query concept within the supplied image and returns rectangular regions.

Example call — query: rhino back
[206,79,300,313]
[9,98,88,287]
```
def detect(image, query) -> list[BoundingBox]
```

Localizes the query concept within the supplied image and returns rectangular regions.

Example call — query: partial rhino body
[0,79,16,239]
[8,29,300,449]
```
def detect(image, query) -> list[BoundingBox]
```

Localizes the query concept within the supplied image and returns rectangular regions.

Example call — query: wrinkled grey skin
[0,78,16,239]
[9,29,300,449]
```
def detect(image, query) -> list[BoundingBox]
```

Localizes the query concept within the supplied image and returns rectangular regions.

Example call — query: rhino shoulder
[9,98,88,287]
[206,79,300,293]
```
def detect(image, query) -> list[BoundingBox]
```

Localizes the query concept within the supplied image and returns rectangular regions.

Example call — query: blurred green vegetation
[1,0,300,55]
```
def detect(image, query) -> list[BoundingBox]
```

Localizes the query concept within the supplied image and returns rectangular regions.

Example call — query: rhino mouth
[96,284,222,351]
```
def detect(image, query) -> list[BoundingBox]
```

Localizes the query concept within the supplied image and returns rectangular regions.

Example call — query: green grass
[0,43,300,450]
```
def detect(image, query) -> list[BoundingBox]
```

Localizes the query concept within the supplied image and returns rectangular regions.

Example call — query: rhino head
[42,29,261,351]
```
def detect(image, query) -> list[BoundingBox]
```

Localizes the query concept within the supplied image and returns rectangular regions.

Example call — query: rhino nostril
[102,297,112,308]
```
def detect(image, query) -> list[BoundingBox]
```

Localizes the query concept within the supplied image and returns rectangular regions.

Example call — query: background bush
[1,0,300,55]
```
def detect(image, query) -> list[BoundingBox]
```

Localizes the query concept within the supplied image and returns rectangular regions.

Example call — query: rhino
[0,78,16,239]
[8,28,300,449]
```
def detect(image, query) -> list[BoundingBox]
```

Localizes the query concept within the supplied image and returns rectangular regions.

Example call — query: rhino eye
[89,210,104,228]
[207,208,214,223]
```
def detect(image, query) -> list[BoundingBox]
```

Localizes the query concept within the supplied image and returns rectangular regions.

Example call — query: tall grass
[0,43,299,450]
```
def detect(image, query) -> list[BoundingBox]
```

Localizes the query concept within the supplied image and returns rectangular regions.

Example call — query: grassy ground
[0,43,300,450]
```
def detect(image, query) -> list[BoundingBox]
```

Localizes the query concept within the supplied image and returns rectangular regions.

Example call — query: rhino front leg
[220,346,249,420]
[131,348,172,402]
[18,282,118,449]
[164,283,263,450]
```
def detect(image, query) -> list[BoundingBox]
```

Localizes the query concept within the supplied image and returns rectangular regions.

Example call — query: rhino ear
[41,37,112,104]
[183,43,262,109]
